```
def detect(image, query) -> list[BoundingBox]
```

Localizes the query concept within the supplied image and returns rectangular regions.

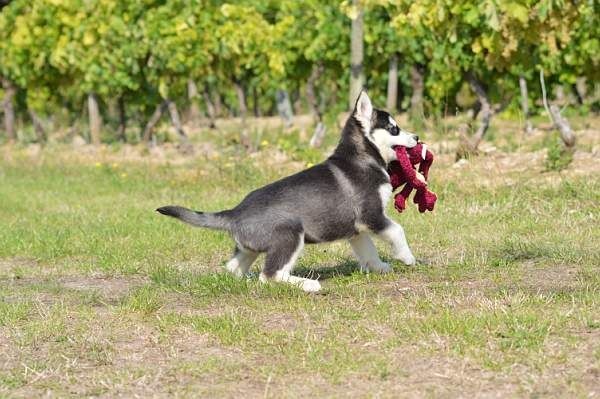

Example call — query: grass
[545,134,574,171]
[0,115,599,397]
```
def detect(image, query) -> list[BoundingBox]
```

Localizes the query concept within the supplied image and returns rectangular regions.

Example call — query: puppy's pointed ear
[353,90,372,133]
[354,90,372,119]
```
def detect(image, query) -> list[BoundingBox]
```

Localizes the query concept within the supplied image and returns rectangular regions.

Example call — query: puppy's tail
[156,205,232,231]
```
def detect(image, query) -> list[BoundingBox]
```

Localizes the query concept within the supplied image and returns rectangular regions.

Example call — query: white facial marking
[388,115,397,126]
[370,129,397,163]
[368,128,418,163]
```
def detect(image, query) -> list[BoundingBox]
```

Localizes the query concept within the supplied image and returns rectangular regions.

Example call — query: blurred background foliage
[0,0,598,150]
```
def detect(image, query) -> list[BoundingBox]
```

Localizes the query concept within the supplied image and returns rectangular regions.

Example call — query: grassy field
[1,115,599,397]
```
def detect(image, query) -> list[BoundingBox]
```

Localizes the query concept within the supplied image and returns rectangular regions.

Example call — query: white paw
[226,264,244,277]
[395,251,416,266]
[301,279,322,293]
[369,260,392,274]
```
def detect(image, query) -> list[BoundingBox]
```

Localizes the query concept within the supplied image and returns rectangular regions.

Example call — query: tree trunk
[540,69,576,148]
[167,100,193,154]
[142,101,168,142]
[467,72,492,148]
[409,64,424,122]
[518,75,533,134]
[166,100,188,141]
[386,54,399,112]
[349,0,364,110]
[549,104,575,147]
[555,85,565,105]
[306,64,323,122]
[87,93,102,145]
[456,72,492,159]
[329,81,339,110]
[309,122,326,148]
[292,88,303,115]
[233,80,247,119]
[202,86,217,129]
[2,77,16,142]
[187,79,201,124]
[117,96,127,141]
[212,89,223,117]
[573,78,586,105]
[469,101,481,121]
[142,100,192,151]
[275,89,293,128]
[307,63,326,148]
[28,109,46,143]
[232,79,251,149]
[252,86,262,117]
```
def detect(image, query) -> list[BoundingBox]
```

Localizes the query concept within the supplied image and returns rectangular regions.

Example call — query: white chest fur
[378,183,393,211]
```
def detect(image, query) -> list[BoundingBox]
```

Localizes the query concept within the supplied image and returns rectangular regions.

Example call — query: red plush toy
[388,143,437,213]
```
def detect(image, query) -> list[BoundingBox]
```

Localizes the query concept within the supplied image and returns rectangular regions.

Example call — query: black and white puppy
[158,91,418,292]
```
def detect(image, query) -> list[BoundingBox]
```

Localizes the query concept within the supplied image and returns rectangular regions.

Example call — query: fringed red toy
[388,143,437,213]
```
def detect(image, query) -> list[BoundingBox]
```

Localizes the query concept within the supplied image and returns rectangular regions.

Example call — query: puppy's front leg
[349,233,391,273]
[377,219,416,266]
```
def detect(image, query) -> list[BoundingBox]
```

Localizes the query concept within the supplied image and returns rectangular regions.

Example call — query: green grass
[0,301,32,326]
[122,285,163,315]
[545,135,575,171]
[0,119,599,397]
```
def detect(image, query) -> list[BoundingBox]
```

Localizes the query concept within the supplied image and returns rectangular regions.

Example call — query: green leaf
[505,3,529,24]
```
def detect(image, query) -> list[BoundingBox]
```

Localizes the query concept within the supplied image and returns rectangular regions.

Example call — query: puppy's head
[353,90,419,164]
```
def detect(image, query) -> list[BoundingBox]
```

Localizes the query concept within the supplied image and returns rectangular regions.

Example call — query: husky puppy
[158,91,418,292]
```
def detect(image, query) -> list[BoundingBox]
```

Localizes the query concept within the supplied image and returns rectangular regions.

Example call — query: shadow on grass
[294,259,360,280]
[150,257,420,300]
[295,258,421,281]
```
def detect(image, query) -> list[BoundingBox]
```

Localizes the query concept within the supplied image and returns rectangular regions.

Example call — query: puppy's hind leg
[259,230,321,293]
[349,233,391,273]
[225,246,258,277]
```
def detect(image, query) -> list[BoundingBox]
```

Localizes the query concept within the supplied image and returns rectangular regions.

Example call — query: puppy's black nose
[413,135,419,142]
